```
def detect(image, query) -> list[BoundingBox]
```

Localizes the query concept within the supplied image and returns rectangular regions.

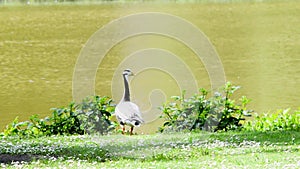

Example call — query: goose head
[123,69,134,76]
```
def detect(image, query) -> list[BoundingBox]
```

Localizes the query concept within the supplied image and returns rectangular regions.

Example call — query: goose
[115,69,144,135]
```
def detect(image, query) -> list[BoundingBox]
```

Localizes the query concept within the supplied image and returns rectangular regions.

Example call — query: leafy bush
[1,117,32,138]
[35,102,84,136]
[76,96,116,135]
[159,89,210,132]
[209,82,252,132]
[243,109,300,132]
[159,82,252,132]
[1,96,116,138]
[2,103,84,138]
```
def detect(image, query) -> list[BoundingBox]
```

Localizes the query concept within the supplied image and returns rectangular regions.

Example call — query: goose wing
[115,101,144,126]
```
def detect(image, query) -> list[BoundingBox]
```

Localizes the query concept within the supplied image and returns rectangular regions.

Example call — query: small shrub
[243,109,300,132]
[159,89,210,132]
[209,82,252,132]
[76,95,116,135]
[2,103,84,138]
[159,82,252,132]
[1,96,116,138]
[38,102,84,136]
[1,117,32,138]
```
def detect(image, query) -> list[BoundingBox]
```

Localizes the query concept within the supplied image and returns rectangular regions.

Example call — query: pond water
[0,2,299,132]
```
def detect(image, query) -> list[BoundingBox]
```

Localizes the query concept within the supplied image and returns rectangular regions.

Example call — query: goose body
[115,69,144,135]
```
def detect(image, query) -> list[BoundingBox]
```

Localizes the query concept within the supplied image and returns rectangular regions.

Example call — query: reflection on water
[0,2,300,132]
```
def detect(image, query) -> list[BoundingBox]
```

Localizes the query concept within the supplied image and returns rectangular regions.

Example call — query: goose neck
[122,74,130,102]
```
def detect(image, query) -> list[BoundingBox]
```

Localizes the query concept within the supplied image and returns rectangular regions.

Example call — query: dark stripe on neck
[123,74,130,101]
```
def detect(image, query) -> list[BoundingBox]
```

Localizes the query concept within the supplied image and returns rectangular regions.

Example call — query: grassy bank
[1,131,299,168]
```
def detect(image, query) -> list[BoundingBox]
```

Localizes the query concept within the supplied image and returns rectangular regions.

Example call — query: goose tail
[125,118,144,127]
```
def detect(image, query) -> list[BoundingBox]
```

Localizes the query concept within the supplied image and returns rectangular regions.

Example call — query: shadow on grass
[0,144,107,164]
[208,131,300,145]
[0,154,33,164]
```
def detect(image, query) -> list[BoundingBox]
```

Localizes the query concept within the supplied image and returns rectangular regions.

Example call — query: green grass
[1,131,299,168]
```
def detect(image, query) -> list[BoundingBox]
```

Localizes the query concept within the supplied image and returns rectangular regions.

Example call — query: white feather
[115,101,144,127]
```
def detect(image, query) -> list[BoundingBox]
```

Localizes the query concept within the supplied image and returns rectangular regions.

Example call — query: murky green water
[0,2,299,132]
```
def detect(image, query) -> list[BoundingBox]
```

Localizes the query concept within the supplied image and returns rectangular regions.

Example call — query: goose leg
[130,126,134,135]
[122,126,125,135]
